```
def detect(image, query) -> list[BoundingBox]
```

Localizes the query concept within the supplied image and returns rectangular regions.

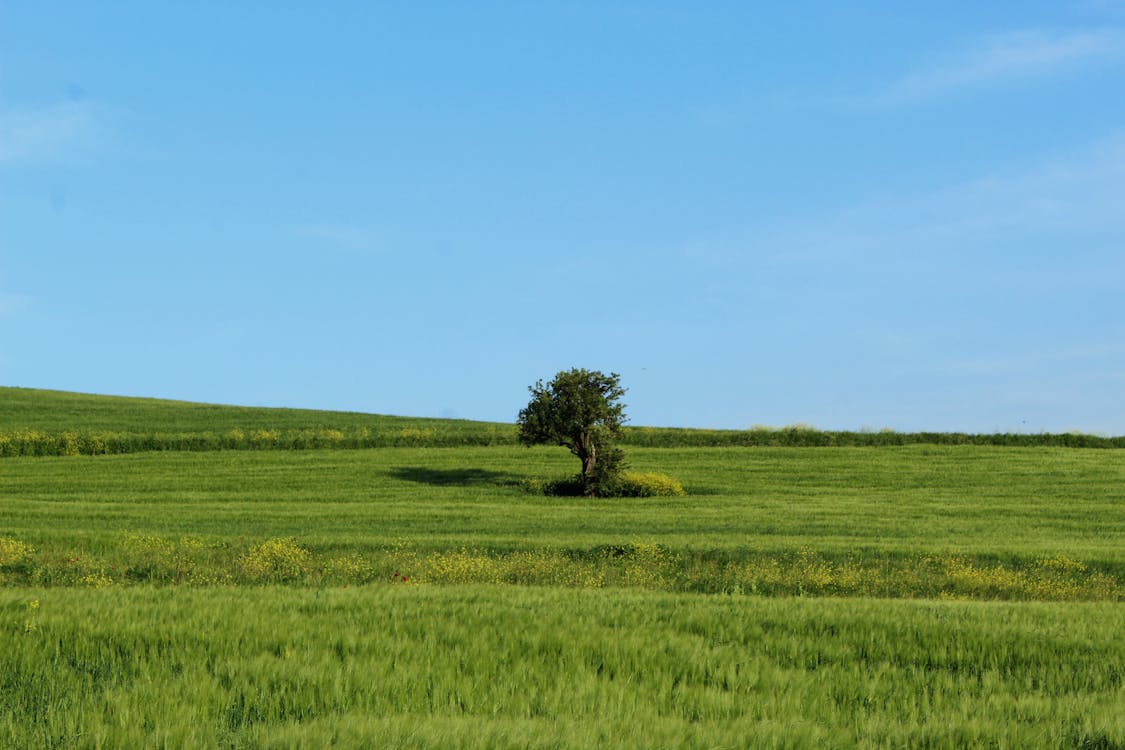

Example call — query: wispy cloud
[870,28,1124,105]
[0,101,96,165]
[679,133,1125,294]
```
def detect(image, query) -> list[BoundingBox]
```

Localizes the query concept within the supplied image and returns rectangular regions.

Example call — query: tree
[517,368,627,496]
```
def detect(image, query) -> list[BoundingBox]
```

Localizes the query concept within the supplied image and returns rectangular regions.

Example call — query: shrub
[586,445,626,497]
[614,471,686,497]
[522,471,685,498]
[521,476,586,497]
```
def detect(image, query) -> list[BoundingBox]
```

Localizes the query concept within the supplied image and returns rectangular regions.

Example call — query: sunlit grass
[2,446,1123,567]
[2,586,1122,748]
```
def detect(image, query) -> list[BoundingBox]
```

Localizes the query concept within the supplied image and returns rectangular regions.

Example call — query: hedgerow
[3,425,1122,457]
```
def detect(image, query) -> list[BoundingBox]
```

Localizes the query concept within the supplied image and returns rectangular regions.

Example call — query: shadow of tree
[390,466,519,487]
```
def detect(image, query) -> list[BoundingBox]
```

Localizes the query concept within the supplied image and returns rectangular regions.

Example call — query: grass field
[0,387,483,435]
[3,587,1123,749]
[2,388,1124,747]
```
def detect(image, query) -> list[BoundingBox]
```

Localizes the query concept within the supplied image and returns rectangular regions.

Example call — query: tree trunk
[582,452,596,479]
[580,435,597,496]
[580,436,598,479]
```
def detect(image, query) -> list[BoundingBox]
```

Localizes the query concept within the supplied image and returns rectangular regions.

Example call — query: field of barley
[2,386,1124,748]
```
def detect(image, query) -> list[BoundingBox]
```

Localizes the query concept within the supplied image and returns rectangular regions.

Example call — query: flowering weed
[239,538,311,583]
[0,537,35,570]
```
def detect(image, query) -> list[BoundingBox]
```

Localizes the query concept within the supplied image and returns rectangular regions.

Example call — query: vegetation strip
[1,535,1121,601]
[5,424,1125,457]
[4,383,1124,457]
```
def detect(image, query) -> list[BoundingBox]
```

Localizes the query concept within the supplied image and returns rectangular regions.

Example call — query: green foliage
[619,424,1125,448]
[4,421,1122,456]
[523,465,687,499]
[517,369,627,444]
[525,475,587,497]
[0,425,519,456]
[518,369,628,495]
[586,443,626,497]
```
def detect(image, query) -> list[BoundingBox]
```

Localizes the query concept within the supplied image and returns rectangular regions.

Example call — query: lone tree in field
[517,368,627,496]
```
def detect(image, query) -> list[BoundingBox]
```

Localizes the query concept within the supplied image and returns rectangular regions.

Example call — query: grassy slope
[0,386,507,435]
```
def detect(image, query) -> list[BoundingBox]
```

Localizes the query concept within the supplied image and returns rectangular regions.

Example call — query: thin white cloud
[0,101,96,164]
[812,134,1121,249]
[677,134,1125,296]
[873,28,1124,104]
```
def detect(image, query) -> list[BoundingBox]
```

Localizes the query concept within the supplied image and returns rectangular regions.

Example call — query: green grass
[2,446,1123,564]
[0,387,517,454]
[3,387,1125,746]
[0,386,499,434]
[3,586,1123,749]
[2,445,1124,599]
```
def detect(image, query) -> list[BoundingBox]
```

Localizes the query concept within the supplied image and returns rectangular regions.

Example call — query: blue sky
[2,2,1124,432]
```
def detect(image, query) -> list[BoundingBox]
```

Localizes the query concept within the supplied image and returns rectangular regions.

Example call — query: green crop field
[3,587,1123,749]
[2,387,1124,748]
